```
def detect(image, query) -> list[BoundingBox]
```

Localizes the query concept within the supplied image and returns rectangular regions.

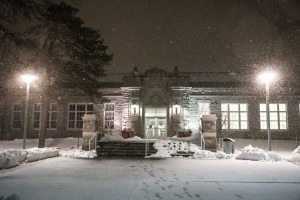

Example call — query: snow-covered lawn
[0,137,299,170]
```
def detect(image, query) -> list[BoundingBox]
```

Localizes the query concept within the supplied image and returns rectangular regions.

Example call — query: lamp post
[21,74,37,149]
[258,71,276,151]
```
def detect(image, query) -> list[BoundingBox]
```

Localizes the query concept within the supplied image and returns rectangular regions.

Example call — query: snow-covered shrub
[121,128,136,138]
[236,145,267,161]
[193,150,216,159]
[236,145,283,161]
[289,146,300,163]
[60,149,98,158]
[26,148,59,163]
[266,151,284,162]
[176,129,192,137]
[100,133,124,141]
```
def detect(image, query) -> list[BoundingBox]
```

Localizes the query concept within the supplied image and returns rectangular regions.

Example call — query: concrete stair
[97,141,158,157]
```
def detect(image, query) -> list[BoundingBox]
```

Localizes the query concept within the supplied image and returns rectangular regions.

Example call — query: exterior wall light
[173,101,181,115]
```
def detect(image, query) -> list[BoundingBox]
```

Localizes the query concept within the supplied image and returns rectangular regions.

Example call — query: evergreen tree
[0,1,113,147]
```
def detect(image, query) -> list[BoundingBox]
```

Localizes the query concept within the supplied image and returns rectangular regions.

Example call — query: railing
[199,130,205,150]
[89,127,103,152]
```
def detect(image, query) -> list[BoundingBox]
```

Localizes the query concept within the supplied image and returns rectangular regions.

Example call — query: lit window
[12,104,23,129]
[260,103,287,130]
[33,103,58,129]
[199,102,210,116]
[68,103,93,129]
[221,103,248,130]
[104,103,114,129]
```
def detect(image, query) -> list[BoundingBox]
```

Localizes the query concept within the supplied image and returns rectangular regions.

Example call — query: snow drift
[0,148,59,169]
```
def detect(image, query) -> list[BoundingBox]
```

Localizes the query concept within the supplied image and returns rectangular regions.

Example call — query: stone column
[82,114,97,150]
[201,114,218,151]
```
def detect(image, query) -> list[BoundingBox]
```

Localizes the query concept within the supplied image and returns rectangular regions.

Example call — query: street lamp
[21,74,37,149]
[258,71,277,151]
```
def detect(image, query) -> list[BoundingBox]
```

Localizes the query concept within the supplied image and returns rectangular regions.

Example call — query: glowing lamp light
[21,74,37,84]
[258,71,276,84]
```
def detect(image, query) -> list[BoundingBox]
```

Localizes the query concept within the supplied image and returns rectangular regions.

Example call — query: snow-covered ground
[0,157,300,200]
[0,137,299,170]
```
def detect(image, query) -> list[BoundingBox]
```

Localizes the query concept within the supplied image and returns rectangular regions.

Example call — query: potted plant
[121,128,136,139]
[176,128,192,137]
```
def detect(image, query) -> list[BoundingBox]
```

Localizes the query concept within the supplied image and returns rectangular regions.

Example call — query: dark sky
[75,0,300,74]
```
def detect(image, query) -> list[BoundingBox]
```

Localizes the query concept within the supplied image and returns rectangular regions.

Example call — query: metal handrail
[89,127,102,152]
[199,130,205,150]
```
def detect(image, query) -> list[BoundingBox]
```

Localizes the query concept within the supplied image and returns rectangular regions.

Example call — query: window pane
[269,104,278,111]
[240,104,247,111]
[260,104,266,111]
[260,121,267,129]
[279,104,286,111]
[260,112,266,120]
[68,121,75,128]
[69,104,75,111]
[240,112,247,120]
[230,112,239,120]
[51,112,57,120]
[77,104,85,111]
[51,104,57,111]
[230,121,239,129]
[229,104,238,111]
[221,104,228,111]
[241,122,248,129]
[280,122,287,129]
[279,112,286,121]
[270,112,278,120]
[87,104,93,112]
[69,112,75,120]
[270,121,278,129]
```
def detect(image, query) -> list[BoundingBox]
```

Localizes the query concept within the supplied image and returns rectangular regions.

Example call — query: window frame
[67,103,93,130]
[259,103,288,130]
[221,103,248,130]
[104,103,115,129]
[12,103,23,130]
[32,103,58,130]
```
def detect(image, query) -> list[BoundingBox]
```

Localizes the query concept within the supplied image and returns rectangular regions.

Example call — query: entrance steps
[97,141,158,157]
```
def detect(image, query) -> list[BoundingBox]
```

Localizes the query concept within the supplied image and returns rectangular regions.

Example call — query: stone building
[0,67,299,141]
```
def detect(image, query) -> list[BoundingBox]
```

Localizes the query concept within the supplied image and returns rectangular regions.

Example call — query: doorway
[145,117,166,138]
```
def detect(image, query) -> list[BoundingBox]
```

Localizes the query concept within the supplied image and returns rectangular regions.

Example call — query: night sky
[75,0,300,74]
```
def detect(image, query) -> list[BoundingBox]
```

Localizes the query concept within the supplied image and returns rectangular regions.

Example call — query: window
[12,104,22,129]
[199,102,210,116]
[33,103,58,129]
[104,103,114,129]
[260,103,287,130]
[68,103,93,129]
[221,103,248,130]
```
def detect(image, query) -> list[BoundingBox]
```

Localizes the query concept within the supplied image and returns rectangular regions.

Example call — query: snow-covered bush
[193,150,216,159]
[100,133,124,141]
[0,148,59,169]
[289,146,300,163]
[60,149,97,158]
[121,128,136,139]
[176,129,192,137]
[236,145,283,161]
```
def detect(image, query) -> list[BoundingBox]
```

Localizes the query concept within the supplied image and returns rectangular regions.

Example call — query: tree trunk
[38,68,51,148]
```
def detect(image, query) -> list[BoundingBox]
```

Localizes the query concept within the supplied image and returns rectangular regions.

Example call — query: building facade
[1,68,299,141]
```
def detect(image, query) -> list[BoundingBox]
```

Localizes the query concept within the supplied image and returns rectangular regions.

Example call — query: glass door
[145,117,166,138]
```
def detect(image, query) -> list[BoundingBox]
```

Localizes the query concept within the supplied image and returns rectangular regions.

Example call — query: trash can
[223,138,235,154]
